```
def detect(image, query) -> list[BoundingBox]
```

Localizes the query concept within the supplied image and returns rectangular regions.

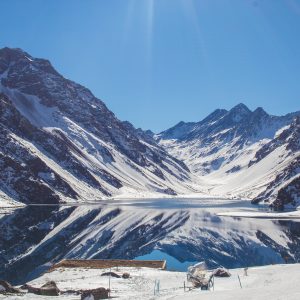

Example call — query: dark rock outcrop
[0,280,22,294]
[23,281,60,296]
[213,268,231,277]
[101,271,120,278]
[81,287,109,300]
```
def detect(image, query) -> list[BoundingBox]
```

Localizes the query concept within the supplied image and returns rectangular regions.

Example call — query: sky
[0,0,300,132]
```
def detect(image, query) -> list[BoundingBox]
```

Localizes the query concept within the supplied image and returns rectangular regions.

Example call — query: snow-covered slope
[0,47,196,204]
[169,263,300,300]
[158,104,300,209]
[4,264,299,300]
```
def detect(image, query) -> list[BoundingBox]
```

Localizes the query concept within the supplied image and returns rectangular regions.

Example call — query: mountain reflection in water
[1,199,300,285]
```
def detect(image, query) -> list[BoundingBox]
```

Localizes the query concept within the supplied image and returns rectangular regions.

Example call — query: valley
[1,47,300,299]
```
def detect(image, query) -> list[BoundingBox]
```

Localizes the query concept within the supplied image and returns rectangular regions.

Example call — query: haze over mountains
[0,47,299,210]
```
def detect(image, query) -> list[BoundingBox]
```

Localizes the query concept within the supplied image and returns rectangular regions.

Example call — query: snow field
[2,264,300,300]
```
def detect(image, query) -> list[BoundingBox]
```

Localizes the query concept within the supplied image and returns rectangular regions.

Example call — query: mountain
[158,104,300,209]
[0,47,194,204]
[1,47,299,210]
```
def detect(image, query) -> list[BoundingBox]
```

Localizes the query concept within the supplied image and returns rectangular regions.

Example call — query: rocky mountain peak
[200,108,228,124]
[0,47,60,79]
[0,47,29,62]
[232,102,250,111]
[0,47,29,73]
[227,103,251,122]
[253,107,268,117]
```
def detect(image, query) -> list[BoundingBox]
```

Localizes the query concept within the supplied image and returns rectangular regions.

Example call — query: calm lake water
[1,198,300,284]
[136,250,197,271]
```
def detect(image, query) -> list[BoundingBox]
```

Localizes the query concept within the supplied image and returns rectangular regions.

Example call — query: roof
[50,259,167,271]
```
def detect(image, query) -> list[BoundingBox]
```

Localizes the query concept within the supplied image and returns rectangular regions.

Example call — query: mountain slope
[158,104,300,208]
[251,116,300,209]
[0,47,194,204]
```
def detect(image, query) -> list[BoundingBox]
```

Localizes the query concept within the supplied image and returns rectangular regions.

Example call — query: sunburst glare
[146,0,155,68]
[179,0,211,76]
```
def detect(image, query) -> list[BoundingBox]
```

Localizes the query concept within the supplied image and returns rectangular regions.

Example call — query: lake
[1,197,300,284]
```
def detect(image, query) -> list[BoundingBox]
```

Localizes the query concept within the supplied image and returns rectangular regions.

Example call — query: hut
[51,259,166,271]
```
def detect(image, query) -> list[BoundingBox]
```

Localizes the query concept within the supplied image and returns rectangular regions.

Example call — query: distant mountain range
[0,47,299,210]
[157,103,300,210]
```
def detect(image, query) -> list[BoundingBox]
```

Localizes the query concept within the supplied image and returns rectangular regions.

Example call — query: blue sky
[0,0,300,132]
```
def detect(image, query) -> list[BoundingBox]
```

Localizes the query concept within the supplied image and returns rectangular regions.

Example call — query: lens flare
[122,0,155,68]
[179,0,213,82]
[122,0,135,48]
[146,0,155,68]
[180,0,209,64]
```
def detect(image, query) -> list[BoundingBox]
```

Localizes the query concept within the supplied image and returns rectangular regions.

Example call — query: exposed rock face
[0,47,192,204]
[251,117,300,209]
[272,176,300,210]
[0,94,79,203]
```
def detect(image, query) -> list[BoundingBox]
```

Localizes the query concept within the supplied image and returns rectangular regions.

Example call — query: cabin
[50,259,167,271]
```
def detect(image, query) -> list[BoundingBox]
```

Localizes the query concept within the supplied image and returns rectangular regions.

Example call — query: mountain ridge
[158,103,299,141]
[158,103,300,210]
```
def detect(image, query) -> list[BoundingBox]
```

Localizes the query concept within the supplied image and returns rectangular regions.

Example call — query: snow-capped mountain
[158,104,300,209]
[0,47,194,204]
[1,47,299,210]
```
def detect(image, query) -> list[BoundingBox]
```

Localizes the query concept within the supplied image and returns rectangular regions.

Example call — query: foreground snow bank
[1,264,300,300]
[164,264,300,300]
[1,267,187,300]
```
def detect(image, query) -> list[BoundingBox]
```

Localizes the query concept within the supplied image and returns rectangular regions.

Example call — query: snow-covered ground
[1,264,300,300]
[167,264,300,300]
